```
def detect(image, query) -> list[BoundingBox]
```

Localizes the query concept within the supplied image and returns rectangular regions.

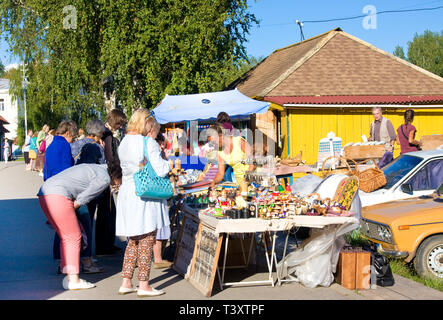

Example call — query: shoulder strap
[143,136,150,163]
[400,124,409,140]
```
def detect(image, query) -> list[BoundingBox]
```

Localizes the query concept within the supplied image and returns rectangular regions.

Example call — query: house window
[0,99,4,111]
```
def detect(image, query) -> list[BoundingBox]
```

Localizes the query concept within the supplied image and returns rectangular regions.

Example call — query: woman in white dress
[116,108,170,297]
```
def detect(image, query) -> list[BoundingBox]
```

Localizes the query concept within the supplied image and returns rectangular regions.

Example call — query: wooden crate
[336,250,356,290]
[343,145,385,160]
[355,250,371,290]
[420,134,443,151]
[336,247,371,290]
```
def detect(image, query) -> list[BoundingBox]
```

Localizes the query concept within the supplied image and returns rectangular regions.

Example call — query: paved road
[1,161,442,300]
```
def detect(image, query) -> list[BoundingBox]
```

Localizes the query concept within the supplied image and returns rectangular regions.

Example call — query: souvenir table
[180,204,358,291]
[172,158,360,295]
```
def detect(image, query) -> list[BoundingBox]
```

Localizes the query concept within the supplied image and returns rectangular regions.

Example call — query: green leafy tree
[0,0,258,130]
[220,55,264,89]
[394,30,443,77]
[0,60,5,77]
[393,45,405,60]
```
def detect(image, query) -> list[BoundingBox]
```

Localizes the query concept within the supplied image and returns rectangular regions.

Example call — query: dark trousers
[88,187,117,254]
[24,151,30,164]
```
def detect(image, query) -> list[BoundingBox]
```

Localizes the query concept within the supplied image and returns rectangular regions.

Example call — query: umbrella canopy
[152,89,270,124]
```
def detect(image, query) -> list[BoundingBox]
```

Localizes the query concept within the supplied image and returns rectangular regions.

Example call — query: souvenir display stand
[173,203,359,297]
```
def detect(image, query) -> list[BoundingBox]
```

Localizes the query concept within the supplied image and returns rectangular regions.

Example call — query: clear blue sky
[1,0,443,68]
[245,0,443,59]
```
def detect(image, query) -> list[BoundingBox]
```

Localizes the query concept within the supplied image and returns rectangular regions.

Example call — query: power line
[259,4,443,27]
[302,5,443,24]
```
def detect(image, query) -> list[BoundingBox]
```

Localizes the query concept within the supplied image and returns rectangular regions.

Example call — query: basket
[320,156,357,178]
[353,160,386,193]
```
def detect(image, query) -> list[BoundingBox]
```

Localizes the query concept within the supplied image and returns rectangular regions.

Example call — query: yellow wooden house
[229,28,443,165]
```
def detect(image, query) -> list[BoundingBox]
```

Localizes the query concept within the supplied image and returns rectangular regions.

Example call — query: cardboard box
[336,247,371,290]
[336,250,356,290]
[420,135,443,151]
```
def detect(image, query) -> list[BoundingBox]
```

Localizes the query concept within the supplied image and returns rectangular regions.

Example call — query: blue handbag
[134,136,173,200]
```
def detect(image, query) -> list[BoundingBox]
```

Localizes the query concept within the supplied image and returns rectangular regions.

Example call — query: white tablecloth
[183,205,359,235]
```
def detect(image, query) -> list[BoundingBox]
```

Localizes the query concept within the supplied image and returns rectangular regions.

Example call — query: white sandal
[119,286,138,295]
[64,279,96,290]
[137,287,165,297]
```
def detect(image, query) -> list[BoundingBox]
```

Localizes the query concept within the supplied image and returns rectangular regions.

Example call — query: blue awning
[152,89,270,124]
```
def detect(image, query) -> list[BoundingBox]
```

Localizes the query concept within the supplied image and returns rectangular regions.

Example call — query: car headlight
[377,225,393,243]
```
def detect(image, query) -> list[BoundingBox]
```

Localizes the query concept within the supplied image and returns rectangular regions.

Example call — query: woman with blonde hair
[116,109,170,297]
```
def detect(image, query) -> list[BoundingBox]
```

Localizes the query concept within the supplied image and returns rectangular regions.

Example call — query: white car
[360,150,443,207]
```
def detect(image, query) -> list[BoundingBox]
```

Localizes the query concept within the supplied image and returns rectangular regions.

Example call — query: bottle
[285,184,292,193]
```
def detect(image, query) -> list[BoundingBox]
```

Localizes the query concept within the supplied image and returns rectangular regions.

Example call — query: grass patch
[389,258,443,292]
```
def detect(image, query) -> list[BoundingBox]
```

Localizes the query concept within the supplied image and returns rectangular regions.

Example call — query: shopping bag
[134,137,173,200]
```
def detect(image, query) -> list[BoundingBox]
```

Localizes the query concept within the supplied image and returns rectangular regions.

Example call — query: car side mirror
[401,183,413,195]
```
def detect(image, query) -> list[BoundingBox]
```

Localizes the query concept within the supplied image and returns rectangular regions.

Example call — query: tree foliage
[394,30,443,77]
[0,0,258,130]
[0,60,5,77]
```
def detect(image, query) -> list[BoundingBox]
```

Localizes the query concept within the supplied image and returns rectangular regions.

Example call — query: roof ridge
[259,30,340,96]
[339,31,443,84]
[273,27,342,53]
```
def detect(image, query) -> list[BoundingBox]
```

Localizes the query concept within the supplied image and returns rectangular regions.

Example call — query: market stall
[152,89,362,297]
[169,169,361,297]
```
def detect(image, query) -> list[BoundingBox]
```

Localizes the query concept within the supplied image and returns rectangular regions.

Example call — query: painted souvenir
[328,206,342,215]
[334,176,359,210]
[300,202,309,214]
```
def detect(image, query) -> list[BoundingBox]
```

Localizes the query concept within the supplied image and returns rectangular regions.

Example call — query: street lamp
[22,25,48,140]
[22,60,28,137]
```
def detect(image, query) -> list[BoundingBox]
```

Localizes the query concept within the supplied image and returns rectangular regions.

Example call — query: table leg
[269,232,277,287]
[277,230,290,286]
[216,267,223,291]
[221,233,230,286]
[240,234,247,268]
[246,233,254,267]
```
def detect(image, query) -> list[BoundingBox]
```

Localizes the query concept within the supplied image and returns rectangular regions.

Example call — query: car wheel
[414,235,443,279]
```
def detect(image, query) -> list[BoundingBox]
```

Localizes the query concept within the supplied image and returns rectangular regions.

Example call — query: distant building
[0,78,19,140]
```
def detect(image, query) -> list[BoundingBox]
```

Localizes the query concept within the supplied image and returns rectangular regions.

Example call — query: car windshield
[382,154,423,189]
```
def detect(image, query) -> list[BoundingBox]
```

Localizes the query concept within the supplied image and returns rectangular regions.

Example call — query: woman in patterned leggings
[121,231,157,282]
[116,109,171,297]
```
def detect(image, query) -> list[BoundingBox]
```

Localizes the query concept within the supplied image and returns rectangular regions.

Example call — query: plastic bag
[277,221,359,288]
[290,174,323,197]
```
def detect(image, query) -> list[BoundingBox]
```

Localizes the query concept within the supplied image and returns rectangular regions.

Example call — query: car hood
[359,188,390,207]
[362,197,443,225]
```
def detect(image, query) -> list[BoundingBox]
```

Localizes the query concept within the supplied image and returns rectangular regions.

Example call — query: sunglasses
[145,110,155,120]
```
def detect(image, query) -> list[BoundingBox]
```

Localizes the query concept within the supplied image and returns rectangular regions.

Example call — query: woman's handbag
[134,137,173,200]
[354,160,387,193]
[29,149,37,159]
[39,139,46,153]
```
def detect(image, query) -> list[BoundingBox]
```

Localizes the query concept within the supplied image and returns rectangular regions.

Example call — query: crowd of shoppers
[31,108,172,297]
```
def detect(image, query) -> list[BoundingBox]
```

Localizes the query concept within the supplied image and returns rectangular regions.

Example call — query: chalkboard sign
[173,213,200,278]
[188,223,223,297]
